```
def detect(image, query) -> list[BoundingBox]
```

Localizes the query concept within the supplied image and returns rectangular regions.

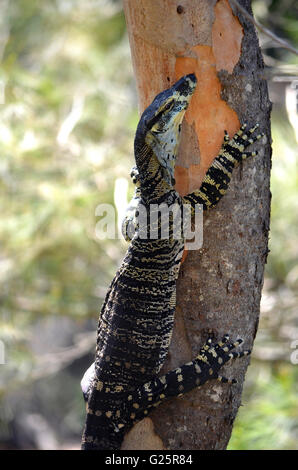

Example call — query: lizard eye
[148,99,174,131]
[151,121,165,134]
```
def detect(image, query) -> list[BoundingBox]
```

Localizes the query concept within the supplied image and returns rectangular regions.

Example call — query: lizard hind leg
[121,335,251,428]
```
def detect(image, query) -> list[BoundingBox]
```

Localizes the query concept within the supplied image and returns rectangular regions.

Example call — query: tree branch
[230,0,298,56]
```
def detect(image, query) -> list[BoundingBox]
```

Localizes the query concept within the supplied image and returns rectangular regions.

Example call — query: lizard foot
[195,334,251,384]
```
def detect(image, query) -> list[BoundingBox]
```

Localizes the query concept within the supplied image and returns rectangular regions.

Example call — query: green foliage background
[0,0,297,449]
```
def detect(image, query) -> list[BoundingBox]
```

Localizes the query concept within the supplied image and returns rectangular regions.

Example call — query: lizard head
[134,74,197,191]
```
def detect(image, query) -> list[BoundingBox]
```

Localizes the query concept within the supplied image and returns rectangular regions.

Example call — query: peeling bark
[123,0,271,450]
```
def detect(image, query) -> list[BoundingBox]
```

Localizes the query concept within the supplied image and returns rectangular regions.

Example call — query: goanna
[81,74,263,450]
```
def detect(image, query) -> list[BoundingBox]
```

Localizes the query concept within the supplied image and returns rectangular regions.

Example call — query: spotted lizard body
[81,74,263,450]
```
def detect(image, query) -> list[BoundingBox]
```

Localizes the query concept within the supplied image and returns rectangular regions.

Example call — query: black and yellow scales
[81,74,263,450]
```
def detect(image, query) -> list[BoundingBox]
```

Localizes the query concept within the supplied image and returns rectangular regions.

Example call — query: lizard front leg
[183,124,264,213]
[121,166,141,241]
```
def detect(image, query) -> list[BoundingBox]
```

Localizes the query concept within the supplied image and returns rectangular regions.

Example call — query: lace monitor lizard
[81,73,263,450]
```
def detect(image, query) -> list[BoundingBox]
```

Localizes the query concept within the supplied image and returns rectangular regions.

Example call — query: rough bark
[122,0,271,450]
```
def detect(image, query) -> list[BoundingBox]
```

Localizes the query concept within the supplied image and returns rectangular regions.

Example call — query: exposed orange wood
[174,0,243,196]
[212,0,244,74]
[174,0,243,263]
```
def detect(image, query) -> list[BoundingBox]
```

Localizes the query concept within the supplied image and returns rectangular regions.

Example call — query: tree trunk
[122,0,271,450]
